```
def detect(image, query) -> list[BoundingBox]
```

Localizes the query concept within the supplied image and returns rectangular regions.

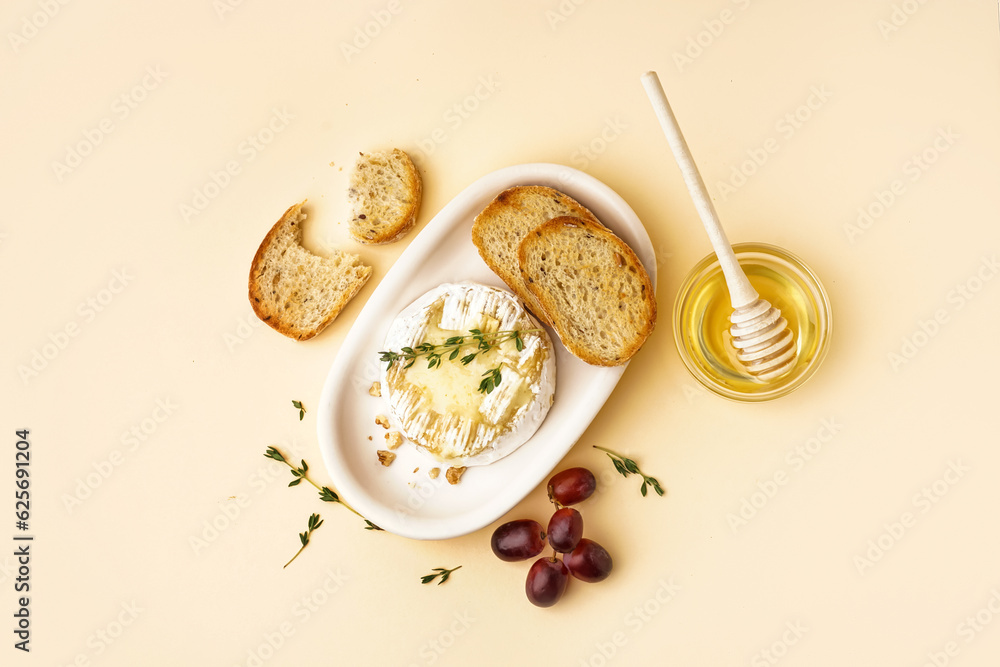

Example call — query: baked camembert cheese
[380,282,556,467]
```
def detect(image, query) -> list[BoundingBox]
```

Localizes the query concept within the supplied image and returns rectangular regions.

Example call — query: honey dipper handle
[641,71,759,309]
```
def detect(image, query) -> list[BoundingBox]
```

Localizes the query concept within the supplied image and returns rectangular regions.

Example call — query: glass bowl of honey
[673,243,832,402]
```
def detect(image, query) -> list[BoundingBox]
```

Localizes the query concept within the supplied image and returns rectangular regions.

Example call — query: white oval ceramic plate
[317,163,657,540]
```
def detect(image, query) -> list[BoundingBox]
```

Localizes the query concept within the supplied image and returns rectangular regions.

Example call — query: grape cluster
[490,467,613,607]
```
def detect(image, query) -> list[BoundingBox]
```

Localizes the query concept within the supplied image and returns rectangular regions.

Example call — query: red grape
[565,538,613,583]
[547,507,583,553]
[525,557,569,607]
[491,520,546,562]
[547,467,597,506]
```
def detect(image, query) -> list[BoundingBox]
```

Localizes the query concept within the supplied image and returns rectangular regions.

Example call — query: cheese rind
[380,282,556,467]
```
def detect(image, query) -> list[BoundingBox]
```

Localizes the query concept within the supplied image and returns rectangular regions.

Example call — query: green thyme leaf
[264,446,379,530]
[421,565,462,585]
[284,513,323,568]
[594,446,665,499]
[478,366,503,394]
[264,446,286,463]
[379,329,539,392]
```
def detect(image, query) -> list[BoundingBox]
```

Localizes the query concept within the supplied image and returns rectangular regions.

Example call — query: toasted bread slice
[518,216,656,366]
[348,149,422,244]
[249,201,373,341]
[471,185,602,324]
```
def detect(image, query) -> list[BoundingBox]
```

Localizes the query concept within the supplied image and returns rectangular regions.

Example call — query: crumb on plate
[384,431,403,450]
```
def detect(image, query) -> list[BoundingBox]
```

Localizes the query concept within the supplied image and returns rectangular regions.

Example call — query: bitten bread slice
[348,149,422,244]
[518,216,656,366]
[249,201,373,341]
[472,185,602,324]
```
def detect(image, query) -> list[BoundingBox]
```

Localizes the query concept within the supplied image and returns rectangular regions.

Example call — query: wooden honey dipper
[642,71,796,381]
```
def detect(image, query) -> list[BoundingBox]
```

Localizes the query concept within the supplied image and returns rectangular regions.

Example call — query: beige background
[4,0,1000,665]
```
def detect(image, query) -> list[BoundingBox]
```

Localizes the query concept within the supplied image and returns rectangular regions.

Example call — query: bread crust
[471,185,602,325]
[517,216,656,366]
[348,148,422,245]
[248,200,373,341]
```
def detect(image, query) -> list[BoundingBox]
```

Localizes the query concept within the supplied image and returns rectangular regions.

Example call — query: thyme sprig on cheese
[379,328,539,393]
[478,365,504,395]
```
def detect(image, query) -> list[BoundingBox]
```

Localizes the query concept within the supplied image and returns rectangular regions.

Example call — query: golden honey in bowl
[673,243,831,401]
